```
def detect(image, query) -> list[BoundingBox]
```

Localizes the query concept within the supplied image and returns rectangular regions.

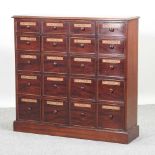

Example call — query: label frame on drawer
[21,98,37,103]
[102,105,120,110]
[74,58,92,62]
[74,24,92,28]
[46,38,63,42]
[102,59,121,63]
[19,22,36,26]
[102,81,120,86]
[20,55,37,59]
[46,101,64,106]
[102,40,121,44]
[74,103,91,108]
[102,23,122,28]
[47,77,64,81]
[46,23,64,27]
[74,79,92,84]
[46,56,64,61]
[20,75,37,80]
[20,37,37,41]
[74,39,91,44]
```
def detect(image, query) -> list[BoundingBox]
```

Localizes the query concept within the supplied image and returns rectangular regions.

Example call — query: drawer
[43,75,67,97]
[70,100,96,127]
[17,95,41,121]
[42,36,67,52]
[16,19,40,33]
[97,22,126,36]
[17,73,41,95]
[70,56,96,75]
[42,20,68,34]
[98,104,124,129]
[99,38,125,55]
[16,35,40,51]
[43,98,68,125]
[70,21,95,34]
[70,37,96,54]
[16,53,41,72]
[43,54,68,73]
[98,80,124,101]
[71,78,96,100]
[99,58,124,77]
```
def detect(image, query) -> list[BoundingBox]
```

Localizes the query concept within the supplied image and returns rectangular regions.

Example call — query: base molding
[13,121,139,144]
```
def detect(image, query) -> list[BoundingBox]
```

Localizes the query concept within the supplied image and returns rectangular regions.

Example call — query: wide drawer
[43,75,68,97]
[16,35,40,51]
[70,37,96,54]
[15,19,40,33]
[43,53,68,73]
[98,79,124,101]
[98,103,124,130]
[42,20,68,34]
[17,73,41,95]
[16,53,41,72]
[71,77,96,100]
[98,38,125,55]
[42,35,68,52]
[17,95,41,121]
[43,98,68,125]
[70,55,96,75]
[70,100,96,128]
[99,58,124,77]
[70,21,95,34]
[97,22,126,36]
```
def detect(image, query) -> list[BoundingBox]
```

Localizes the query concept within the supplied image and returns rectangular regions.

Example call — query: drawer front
[16,19,40,33]
[43,54,68,73]
[17,95,41,121]
[17,53,41,72]
[70,56,96,75]
[42,36,67,52]
[16,35,40,51]
[98,22,126,36]
[42,20,68,34]
[71,78,96,99]
[99,39,125,55]
[43,98,68,125]
[70,37,96,54]
[98,80,124,101]
[99,58,124,77]
[70,101,96,127]
[17,74,41,95]
[98,104,124,129]
[70,21,95,34]
[44,75,67,97]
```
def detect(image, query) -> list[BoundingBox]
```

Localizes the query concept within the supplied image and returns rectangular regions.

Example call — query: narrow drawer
[71,77,96,100]
[42,20,68,34]
[98,38,125,55]
[17,95,41,121]
[17,73,41,95]
[43,98,68,125]
[70,37,96,54]
[97,22,126,36]
[98,80,124,101]
[16,35,40,51]
[16,53,41,72]
[16,19,40,33]
[70,56,96,75]
[43,75,67,97]
[42,36,67,52]
[43,54,68,73]
[99,58,124,77]
[98,103,124,129]
[70,21,95,34]
[70,100,96,127]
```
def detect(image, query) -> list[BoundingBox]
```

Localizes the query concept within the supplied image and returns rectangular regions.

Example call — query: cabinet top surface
[12,15,139,21]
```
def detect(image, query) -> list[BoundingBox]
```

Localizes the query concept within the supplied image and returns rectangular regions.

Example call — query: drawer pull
[80,43,84,48]
[27,60,31,64]
[109,114,113,119]
[109,28,114,32]
[47,101,63,106]
[102,105,120,111]
[74,39,91,44]
[20,37,37,41]
[26,41,30,45]
[53,84,59,88]
[46,38,63,42]
[74,58,91,62]
[27,107,32,111]
[21,98,37,103]
[81,27,85,31]
[47,56,63,61]
[21,75,37,80]
[47,77,64,81]
[109,45,114,49]
[102,40,121,45]
[74,79,92,84]
[74,103,91,108]
[80,86,85,90]
[80,112,86,117]
[20,22,36,26]
[53,110,58,114]
[102,23,121,28]
[74,24,91,28]
[27,82,31,86]
[102,81,120,86]
[53,61,57,66]
[109,65,115,70]
[102,59,120,64]
[53,26,57,30]
[20,55,37,59]
[52,42,57,46]
[46,23,63,27]
[80,63,85,67]
[109,88,114,93]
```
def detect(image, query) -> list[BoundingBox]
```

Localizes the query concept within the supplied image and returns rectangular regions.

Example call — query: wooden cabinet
[13,16,139,144]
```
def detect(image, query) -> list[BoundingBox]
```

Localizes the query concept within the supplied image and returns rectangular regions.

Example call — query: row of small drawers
[17,95,124,130]
[16,53,124,77]
[16,35,125,55]
[15,19,126,36]
[17,73,124,101]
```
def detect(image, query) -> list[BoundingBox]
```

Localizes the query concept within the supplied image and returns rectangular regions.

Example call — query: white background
[0,0,155,107]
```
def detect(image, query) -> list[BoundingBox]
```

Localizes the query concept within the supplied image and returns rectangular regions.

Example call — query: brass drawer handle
[27,107,32,111]
[53,109,58,114]
[109,28,114,32]
[26,41,30,45]
[53,84,59,88]
[109,88,114,94]
[80,43,85,48]
[109,65,114,70]
[27,82,31,86]
[109,114,113,119]
[53,61,58,66]
[52,42,57,46]
[80,27,85,31]
[27,60,31,64]
[26,25,30,29]
[80,63,85,67]
[53,26,57,30]
[80,86,85,90]
[109,45,114,49]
